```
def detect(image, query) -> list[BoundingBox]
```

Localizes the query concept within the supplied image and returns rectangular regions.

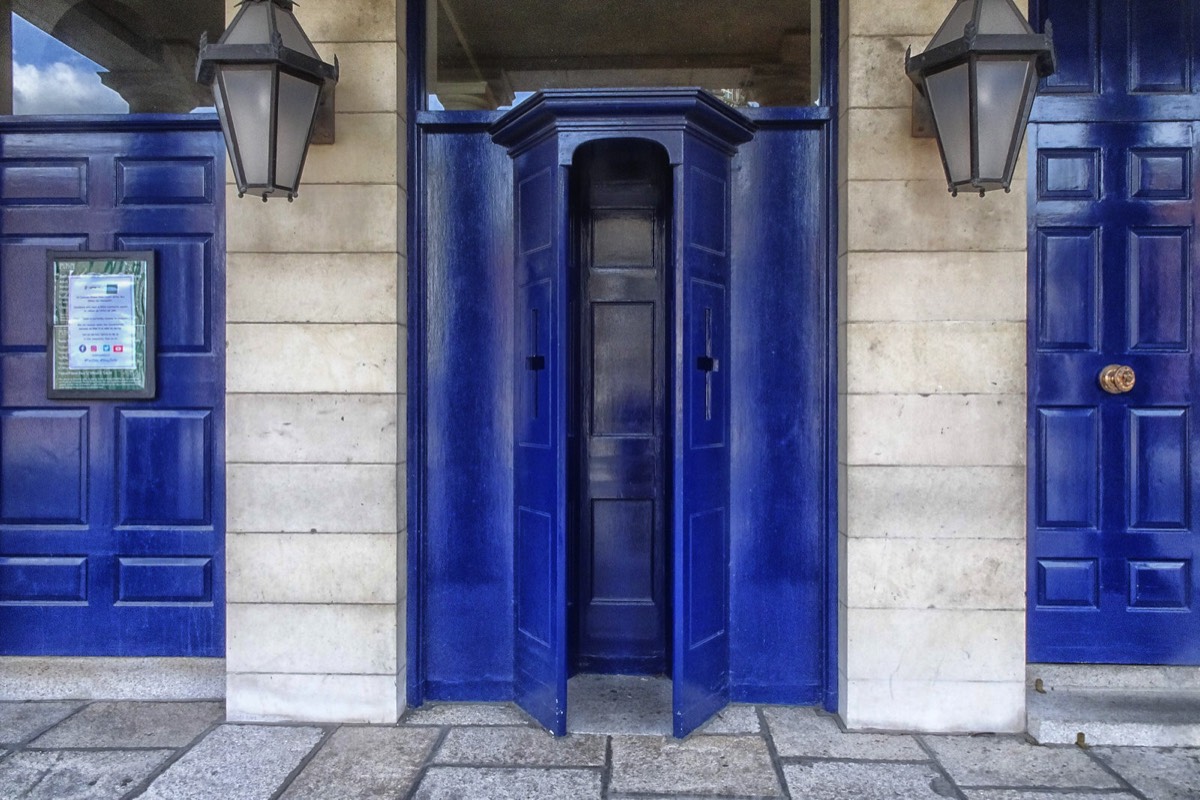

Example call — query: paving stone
[139,724,324,800]
[0,701,82,745]
[567,674,672,735]
[435,726,606,767]
[763,706,926,760]
[414,766,602,799]
[783,761,953,800]
[923,736,1122,790]
[30,702,223,749]
[0,749,171,800]
[609,734,783,796]
[402,703,533,726]
[964,792,1140,800]
[698,704,762,735]
[281,726,441,800]
[1092,746,1200,800]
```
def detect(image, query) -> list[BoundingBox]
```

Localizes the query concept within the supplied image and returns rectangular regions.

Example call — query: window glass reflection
[428,0,822,110]
[3,1,224,116]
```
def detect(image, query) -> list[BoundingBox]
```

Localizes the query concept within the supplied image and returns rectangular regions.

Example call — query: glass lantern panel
[274,8,320,58]
[223,2,272,45]
[975,57,1032,180]
[977,0,1033,35]
[274,70,321,192]
[211,79,241,184]
[221,65,275,187]
[925,62,972,184]
[929,1,976,49]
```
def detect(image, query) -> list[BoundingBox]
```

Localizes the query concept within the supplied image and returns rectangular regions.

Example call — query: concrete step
[1027,665,1200,747]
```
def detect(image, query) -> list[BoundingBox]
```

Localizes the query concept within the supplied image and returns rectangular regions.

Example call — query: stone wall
[223,0,407,723]
[837,0,1028,732]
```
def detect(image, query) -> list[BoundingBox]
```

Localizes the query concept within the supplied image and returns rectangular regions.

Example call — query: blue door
[0,119,225,656]
[512,137,570,733]
[1029,1,1200,663]
[672,137,734,736]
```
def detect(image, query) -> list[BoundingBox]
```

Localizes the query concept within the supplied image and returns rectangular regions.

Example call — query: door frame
[404,0,842,713]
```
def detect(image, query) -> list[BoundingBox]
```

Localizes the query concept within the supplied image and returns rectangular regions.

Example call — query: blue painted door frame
[1029,0,1200,664]
[406,0,841,718]
[0,116,226,656]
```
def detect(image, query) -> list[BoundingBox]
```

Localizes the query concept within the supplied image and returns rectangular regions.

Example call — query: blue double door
[0,120,225,656]
[1029,0,1200,663]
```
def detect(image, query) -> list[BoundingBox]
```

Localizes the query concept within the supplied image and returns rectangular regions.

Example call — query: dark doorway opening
[568,139,672,677]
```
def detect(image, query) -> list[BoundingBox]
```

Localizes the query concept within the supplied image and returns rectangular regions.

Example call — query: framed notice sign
[47,251,156,399]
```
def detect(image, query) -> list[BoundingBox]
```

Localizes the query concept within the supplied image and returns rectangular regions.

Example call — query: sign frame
[46,251,157,400]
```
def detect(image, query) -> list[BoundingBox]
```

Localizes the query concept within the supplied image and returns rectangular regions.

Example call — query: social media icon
[103,345,111,352]
[78,345,87,353]
[113,345,124,353]
[91,346,98,352]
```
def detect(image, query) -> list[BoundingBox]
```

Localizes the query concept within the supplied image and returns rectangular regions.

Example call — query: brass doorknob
[1099,364,1136,394]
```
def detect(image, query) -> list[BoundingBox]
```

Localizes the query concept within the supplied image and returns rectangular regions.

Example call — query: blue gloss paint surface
[1029,1,1200,664]
[0,118,225,656]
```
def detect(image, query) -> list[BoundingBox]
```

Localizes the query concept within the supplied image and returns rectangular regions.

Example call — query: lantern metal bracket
[312,82,336,145]
[911,87,936,139]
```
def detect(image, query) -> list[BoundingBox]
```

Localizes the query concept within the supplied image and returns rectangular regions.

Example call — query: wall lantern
[906,0,1055,196]
[196,0,339,202]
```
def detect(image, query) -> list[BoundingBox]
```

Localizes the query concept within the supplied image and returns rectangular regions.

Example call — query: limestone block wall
[223,0,407,723]
[837,0,1028,732]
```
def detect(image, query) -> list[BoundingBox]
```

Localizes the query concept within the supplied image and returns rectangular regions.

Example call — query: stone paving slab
[402,702,533,726]
[609,734,783,797]
[0,701,83,745]
[698,704,762,735]
[31,702,223,749]
[568,674,672,735]
[1091,746,1200,800]
[138,724,324,800]
[280,725,441,800]
[414,766,603,799]
[763,706,927,760]
[963,792,1141,800]
[0,749,172,800]
[923,736,1123,790]
[782,761,954,800]
[435,726,607,766]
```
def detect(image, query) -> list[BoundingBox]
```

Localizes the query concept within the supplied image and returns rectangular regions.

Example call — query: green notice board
[47,252,156,399]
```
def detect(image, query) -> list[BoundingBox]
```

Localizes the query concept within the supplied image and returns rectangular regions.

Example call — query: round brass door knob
[1099,364,1136,394]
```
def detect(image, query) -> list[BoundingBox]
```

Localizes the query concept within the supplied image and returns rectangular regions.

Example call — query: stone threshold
[0,658,225,702]
[1027,663,1200,747]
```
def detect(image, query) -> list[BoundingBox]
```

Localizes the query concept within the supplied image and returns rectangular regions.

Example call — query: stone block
[846,394,1026,467]
[783,761,953,800]
[0,750,172,800]
[434,727,606,767]
[847,321,1025,394]
[608,735,782,797]
[846,538,1025,609]
[414,767,601,800]
[848,36,927,109]
[226,604,397,675]
[845,608,1024,681]
[924,735,1122,790]
[762,706,926,760]
[846,466,1025,539]
[226,673,400,724]
[847,179,1026,252]
[228,323,397,394]
[295,0,398,43]
[697,704,761,735]
[402,703,532,727]
[282,726,439,800]
[846,251,1026,323]
[849,1,962,36]
[30,702,223,749]
[0,702,82,745]
[0,658,224,702]
[227,533,397,604]
[302,114,397,184]
[842,678,1026,733]
[965,792,1138,800]
[227,463,397,533]
[226,185,397,253]
[226,394,398,464]
[847,108,940,181]
[140,724,324,800]
[227,254,399,324]
[318,42,399,113]
[1091,747,1200,800]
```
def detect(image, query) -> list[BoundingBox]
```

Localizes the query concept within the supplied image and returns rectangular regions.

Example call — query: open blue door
[672,136,739,737]
[510,137,569,733]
